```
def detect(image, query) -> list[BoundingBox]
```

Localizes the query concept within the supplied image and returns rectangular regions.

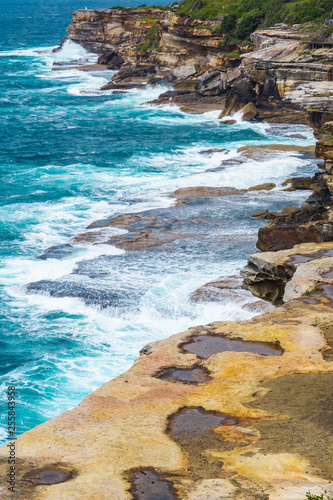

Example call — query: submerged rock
[168,186,247,205]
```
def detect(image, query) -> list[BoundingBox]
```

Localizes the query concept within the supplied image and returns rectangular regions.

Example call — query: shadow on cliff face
[247,373,333,480]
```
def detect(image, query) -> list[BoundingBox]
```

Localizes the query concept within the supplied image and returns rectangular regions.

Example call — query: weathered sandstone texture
[1,275,333,498]
[241,241,333,304]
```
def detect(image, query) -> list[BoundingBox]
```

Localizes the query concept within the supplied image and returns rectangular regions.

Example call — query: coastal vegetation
[136,22,159,52]
[176,0,333,37]
[306,492,333,500]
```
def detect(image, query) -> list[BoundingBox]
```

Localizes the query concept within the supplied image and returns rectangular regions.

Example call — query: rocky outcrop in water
[253,105,333,251]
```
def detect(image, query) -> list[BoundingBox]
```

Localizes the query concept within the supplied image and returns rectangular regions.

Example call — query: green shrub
[136,22,159,52]
[305,491,333,500]
[220,13,237,33]
[223,49,240,57]
[236,8,262,39]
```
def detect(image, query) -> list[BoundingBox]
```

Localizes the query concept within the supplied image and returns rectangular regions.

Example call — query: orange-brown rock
[256,221,326,252]
[241,241,333,304]
[72,213,203,251]
[315,140,333,161]
[241,102,258,121]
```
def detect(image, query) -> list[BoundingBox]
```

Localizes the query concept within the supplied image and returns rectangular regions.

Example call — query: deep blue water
[0,0,317,443]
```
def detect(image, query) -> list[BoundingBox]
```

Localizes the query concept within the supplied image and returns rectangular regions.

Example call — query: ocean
[0,0,317,444]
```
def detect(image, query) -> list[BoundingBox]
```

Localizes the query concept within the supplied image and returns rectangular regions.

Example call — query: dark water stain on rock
[167,407,240,481]
[23,466,74,485]
[181,334,283,359]
[303,284,333,307]
[247,373,333,480]
[130,469,177,500]
[157,366,212,384]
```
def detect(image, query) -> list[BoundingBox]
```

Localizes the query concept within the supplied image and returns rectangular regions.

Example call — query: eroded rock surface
[241,241,333,304]
[1,297,333,499]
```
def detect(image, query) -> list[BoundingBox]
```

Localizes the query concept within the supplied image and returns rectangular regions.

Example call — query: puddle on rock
[23,466,74,485]
[170,408,238,434]
[310,284,333,306]
[168,407,241,481]
[130,469,177,500]
[181,334,283,359]
[322,268,333,279]
[289,249,333,265]
[157,367,212,384]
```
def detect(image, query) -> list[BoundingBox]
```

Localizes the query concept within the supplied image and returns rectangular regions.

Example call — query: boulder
[112,64,157,82]
[220,119,236,125]
[97,50,124,69]
[195,69,226,96]
[316,140,333,161]
[256,222,328,252]
[219,79,256,118]
[242,102,258,121]
[248,182,276,191]
[171,63,197,79]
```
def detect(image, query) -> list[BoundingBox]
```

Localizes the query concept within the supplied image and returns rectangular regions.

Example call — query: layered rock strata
[62,10,333,119]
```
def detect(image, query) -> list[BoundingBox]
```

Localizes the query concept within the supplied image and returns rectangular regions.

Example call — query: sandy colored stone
[248,182,276,191]
[242,102,258,121]
[169,186,247,205]
[238,144,315,162]
[1,294,333,498]
[241,241,333,305]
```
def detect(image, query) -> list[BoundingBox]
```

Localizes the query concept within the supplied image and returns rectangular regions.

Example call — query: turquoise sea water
[0,0,318,444]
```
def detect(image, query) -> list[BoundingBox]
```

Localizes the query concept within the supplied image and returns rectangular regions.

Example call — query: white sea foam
[0,46,55,57]
[53,40,97,63]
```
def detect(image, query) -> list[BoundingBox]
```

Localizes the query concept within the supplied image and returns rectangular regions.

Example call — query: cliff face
[66,8,227,74]
[67,8,159,54]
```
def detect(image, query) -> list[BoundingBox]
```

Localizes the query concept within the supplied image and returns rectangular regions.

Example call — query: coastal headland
[1,5,333,499]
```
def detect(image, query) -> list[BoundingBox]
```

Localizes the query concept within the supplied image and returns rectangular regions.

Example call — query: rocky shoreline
[1,7,333,500]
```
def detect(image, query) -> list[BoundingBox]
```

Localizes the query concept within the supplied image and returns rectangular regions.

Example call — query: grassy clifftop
[176,0,333,36]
